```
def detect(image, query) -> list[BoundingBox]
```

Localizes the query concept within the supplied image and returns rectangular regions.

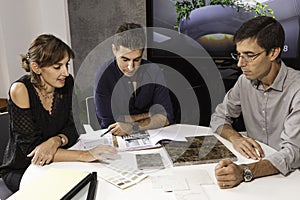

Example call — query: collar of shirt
[250,62,288,92]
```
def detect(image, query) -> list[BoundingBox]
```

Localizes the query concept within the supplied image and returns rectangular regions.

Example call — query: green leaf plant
[173,0,275,30]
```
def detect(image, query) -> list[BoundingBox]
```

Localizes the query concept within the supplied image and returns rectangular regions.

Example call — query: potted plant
[174,0,274,30]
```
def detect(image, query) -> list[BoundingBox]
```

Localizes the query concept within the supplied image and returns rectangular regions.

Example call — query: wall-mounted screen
[147,0,300,60]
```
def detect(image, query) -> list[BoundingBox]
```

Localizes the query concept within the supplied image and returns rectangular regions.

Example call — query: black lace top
[0,75,79,175]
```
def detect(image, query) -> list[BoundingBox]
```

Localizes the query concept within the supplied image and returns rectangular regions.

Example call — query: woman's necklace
[36,88,54,114]
[39,91,54,99]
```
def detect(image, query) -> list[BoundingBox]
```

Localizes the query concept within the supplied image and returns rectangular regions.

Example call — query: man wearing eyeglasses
[210,16,300,188]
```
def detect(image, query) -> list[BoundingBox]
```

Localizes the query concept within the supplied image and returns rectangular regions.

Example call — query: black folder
[61,172,98,200]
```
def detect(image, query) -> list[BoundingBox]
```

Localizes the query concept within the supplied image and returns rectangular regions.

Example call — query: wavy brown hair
[21,34,74,89]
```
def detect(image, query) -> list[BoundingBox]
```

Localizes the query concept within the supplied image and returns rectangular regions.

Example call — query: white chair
[85,96,101,131]
[0,112,13,199]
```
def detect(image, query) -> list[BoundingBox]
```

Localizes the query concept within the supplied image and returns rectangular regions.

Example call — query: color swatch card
[98,158,148,189]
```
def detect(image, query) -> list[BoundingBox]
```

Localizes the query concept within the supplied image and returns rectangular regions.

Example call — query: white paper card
[151,175,189,191]
[174,187,209,200]
[172,168,214,186]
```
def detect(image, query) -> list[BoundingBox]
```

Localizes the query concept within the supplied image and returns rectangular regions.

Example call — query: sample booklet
[114,131,161,151]
[80,128,177,151]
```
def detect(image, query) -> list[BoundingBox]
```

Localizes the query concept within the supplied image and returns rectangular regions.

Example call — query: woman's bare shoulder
[10,82,30,108]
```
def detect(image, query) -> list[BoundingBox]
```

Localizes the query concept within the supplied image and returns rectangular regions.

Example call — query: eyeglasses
[231,50,266,63]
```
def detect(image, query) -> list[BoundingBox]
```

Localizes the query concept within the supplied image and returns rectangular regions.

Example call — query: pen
[100,128,111,137]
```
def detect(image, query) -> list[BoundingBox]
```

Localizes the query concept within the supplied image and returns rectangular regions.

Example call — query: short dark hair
[113,22,145,51]
[234,16,285,59]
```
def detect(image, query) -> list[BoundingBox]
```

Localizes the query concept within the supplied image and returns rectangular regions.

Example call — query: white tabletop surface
[20,124,300,200]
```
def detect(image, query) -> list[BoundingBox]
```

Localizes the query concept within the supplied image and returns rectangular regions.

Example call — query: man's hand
[230,135,264,160]
[108,122,133,136]
[215,159,244,189]
[217,125,264,160]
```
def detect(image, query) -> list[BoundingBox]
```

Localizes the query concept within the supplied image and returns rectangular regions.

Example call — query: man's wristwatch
[131,123,140,133]
[241,164,253,182]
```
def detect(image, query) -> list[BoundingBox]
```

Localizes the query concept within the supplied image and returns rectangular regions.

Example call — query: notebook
[8,168,90,200]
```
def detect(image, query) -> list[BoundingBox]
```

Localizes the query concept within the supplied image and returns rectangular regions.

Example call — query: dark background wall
[67,0,300,129]
[67,0,219,127]
[68,0,146,75]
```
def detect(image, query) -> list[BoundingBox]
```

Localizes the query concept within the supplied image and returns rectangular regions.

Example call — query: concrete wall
[67,0,146,75]
[67,0,146,128]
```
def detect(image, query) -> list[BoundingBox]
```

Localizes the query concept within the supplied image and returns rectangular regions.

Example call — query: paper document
[80,126,186,151]
[115,131,161,151]
[81,129,176,151]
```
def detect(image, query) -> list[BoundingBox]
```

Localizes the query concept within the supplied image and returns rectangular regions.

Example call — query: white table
[20,124,300,200]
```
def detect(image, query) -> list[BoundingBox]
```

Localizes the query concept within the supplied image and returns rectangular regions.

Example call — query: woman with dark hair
[0,34,117,193]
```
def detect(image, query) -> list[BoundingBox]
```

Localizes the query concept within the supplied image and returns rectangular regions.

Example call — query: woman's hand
[27,136,61,166]
[80,144,118,162]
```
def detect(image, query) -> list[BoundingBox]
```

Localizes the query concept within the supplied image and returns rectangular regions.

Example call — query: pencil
[100,128,111,137]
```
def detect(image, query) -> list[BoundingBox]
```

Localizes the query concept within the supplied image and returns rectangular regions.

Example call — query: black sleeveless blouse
[0,75,79,175]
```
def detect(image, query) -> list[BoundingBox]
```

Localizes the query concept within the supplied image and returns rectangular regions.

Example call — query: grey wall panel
[68,0,146,75]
